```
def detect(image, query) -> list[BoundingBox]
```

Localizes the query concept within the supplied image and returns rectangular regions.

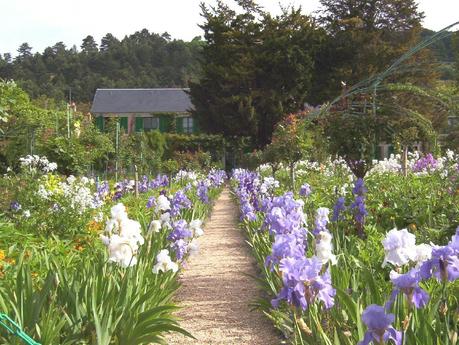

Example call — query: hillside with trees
[0,29,204,103]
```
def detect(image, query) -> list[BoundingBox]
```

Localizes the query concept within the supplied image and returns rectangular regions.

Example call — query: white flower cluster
[382,228,432,268]
[101,203,145,267]
[260,176,279,195]
[37,175,100,214]
[315,231,337,265]
[150,218,203,273]
[59,176,98,213]
[369,154,402,174]
[152,249,178,273]
[174,170,202,184]
[155,195,171,213]
[189,219,204,237]
[19,155,57,173]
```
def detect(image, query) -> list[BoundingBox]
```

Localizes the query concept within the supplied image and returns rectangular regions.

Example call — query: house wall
[95,113,198,134]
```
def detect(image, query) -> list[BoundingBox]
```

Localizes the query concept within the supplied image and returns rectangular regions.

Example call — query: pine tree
[190,1,320,148]
[311,0,426,104]
[16,43,33,60]
[81,35,98,53]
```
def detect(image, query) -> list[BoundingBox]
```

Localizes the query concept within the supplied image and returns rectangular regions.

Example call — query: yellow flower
[5,258,15,265]
[88,220,102,233]
[0,250,5,261]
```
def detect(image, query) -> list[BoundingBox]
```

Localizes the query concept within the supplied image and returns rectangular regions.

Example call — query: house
[90,88,198,134]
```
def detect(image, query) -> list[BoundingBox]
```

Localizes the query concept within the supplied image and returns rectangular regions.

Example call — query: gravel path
[167,188,280,345]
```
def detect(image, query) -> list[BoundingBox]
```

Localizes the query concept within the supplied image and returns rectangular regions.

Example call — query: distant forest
[0,27,455,104]
[0,29,204,103]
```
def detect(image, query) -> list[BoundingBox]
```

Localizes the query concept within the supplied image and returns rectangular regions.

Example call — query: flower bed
[231,152,459,345]
[0,156,226,344]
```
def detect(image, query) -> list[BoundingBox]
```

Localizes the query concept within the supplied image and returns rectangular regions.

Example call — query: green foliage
[164,133,224,159]
[312,25,459,176]
[312,0,428,104]
[0,30,204,102]
[235,160,459,344]
[41,129,113,175]
[0,170,223,344]
[190,2,322,147]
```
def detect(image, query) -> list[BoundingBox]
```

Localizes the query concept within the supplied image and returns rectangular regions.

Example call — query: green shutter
[135,116,143,132]
[176,117,184,133]
[119,117,128,132]
[159,116,167,132]
[159,115,175,133]
[95,116,104,131]
[192,117,199,133]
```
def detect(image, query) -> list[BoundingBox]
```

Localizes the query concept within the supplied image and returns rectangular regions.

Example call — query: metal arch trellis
[307,21,459,122]
[302,21,459,169]
[0,313,41,345]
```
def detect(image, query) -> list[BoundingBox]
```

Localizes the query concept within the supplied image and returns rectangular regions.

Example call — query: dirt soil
[166,188,281,345]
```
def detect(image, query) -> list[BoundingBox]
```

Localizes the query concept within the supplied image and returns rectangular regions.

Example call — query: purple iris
[149,175,169,189]
[146,196,156,209]
[352,178,368,195]
[264,193,306,236]
[332,197,346,222]
[418,228,458,282]
[313,207,330,236]
[272,256,335,310]
[299,183,312,197]
[386,268,430,309]
[139,175,149,193]
[351,179,368,235]
[265,233,306,269]
[10,201,21,212]
[112,183,123,200]
[207,170,226,187]
[171,239,188,260]
[419,246,459,282]
[358,305,402,345]
[167,220,192,242]
[351,196,368,224]
[241,202,257,221]
[197,181,209,204]
[170,190,192,216]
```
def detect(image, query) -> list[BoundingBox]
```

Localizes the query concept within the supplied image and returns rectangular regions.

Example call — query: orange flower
[75,244,84,251]
[88,220,102,233]
[5,258,15,265]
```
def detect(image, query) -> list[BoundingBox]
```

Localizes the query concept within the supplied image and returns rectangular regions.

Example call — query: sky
[0,0,458,56]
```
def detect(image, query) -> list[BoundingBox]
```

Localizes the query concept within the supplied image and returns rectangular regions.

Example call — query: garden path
[166,188,280,345]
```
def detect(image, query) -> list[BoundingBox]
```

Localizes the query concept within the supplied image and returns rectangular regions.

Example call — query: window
[183,117,193,133]
[143,117,159,131]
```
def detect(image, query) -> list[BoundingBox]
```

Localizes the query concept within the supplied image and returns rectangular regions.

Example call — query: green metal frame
[0,313,41,345]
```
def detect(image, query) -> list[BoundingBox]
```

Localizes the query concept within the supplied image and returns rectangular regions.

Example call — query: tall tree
[16,43,33,60]
[0,29,204,102]
[190,1,321,147]
[81,35,98,53]
[311,0,426,104]
[100,33,120,52]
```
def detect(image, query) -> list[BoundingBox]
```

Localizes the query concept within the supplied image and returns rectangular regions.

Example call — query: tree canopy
[0,29,204,103]
[189,1,322,148]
